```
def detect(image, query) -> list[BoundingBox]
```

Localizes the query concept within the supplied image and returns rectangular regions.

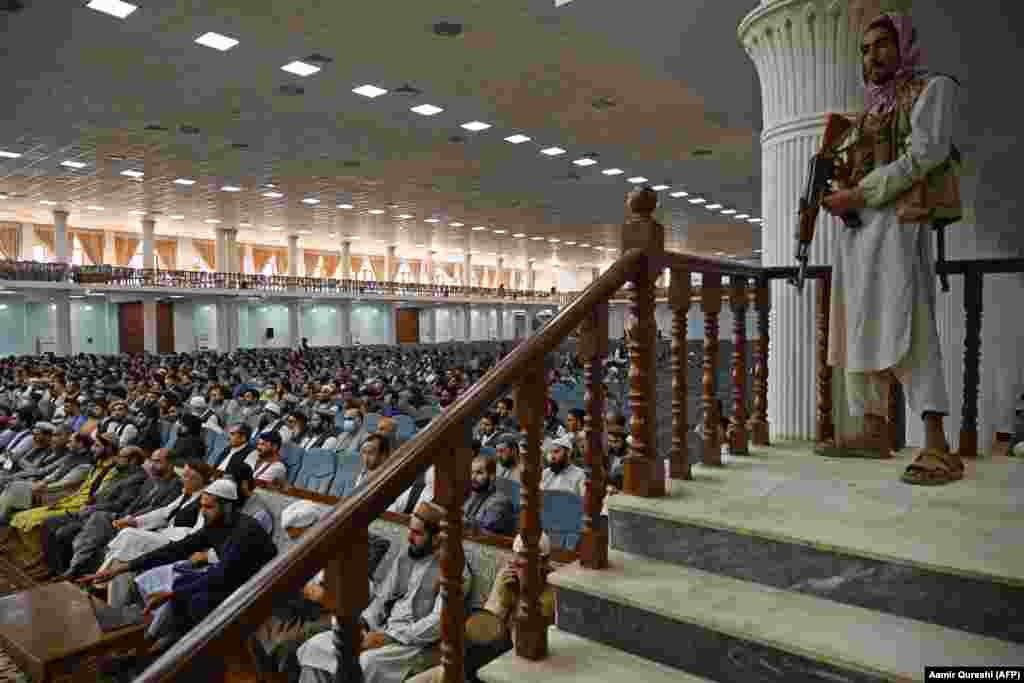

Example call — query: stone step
[551,549,1024,683]
[608,443,1024,643]
[476,627,715,683]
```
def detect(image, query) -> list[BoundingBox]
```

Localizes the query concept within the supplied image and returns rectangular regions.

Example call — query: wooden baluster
[700,273,723,466]
[578,302,609,569]
[435,438,471,683]
[324,527,369,683]
[729,275,750,455]
[748,280,771,445]
[959,270,983,458]
[515,363,548,659]
[815,274,835,445]
[668,267,692,479]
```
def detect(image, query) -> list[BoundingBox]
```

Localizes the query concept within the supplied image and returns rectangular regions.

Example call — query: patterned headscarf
[863,12,926,115]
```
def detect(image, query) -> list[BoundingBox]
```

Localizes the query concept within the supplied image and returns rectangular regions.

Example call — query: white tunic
[540,464,586,497]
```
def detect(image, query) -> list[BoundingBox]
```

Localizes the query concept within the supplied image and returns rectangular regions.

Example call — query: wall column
[462,303,472,341]
[423,307,437,343]
[287,234,299,277]
[340,241,352,279]
[527,264,536,292]
[496,256,505,289]
[53,209,70,264]
[449,307,458,342]
[54,292,72,356]
[215,297,239,352]
[388,303,398,345]
[336,300,351,346]
[739,0,889,440]
[140,217,155,270]
[216,228,228,273]
[287,300,300,348]
[143,297,158,354]
[385,245,396,284]
[495,305,505,341]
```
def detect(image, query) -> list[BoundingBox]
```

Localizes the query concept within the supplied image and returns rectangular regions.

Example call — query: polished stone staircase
[479,443,1024,683]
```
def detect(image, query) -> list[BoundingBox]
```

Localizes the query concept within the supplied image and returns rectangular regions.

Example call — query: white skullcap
[282,500,327,529]
[264,401,281,415]
[189,396,207,409]
[513,532,551,557]
[551,434,573,451]
[203,478,239,501]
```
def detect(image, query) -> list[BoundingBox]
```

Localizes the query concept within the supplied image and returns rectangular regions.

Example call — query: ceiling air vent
[144,123,169,132]
[278,84,305,97]
[231,142,249,150]
[179,124,201,135]
[692,148,713,157]
[448,135,466,144]
[304,53,333,65]
[393,83,422,97]
[433,21,463,37]
[342,160,361,168]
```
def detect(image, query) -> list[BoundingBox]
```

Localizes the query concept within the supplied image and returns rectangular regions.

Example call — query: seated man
[214,423,255,472]
[493,436,522,483]
[252,431,289,489]
[352,434,390,492]
[540,435,586,497]
[295,501,471,683]
[463,455,516,536]
[409,532,557,683]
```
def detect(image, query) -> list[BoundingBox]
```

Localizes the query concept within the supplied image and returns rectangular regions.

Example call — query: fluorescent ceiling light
[396,214,413,219]
[174,178,196,186]
[565,241,576,246]
[368,209,385,214]
[652,184,670,191]
[580,243,591,248]
[449,222,464,227]
[540,147,566,156]
[688,198,706,204]
[513,233,526,238]
[528,258,537,263]
[239,222,252,227]
[337,203,354,209]
[721,209,737,215]
[548,238,560,243]
[86,205,104,211]
[269,226,283,231]
[530,236,545,241]
[705,203,722,210]
[626,176,648,183]
[735,214,749,219]
[297,229,313,234]
[204,218,222,224]
[86,0,137,19]
[0,151,21,159]
[195,32,239,51]
[595,246,605,250]
[262,191,283,199]
[353,84,388,98]
[753,249,763,253]
[221,185,242,192]
[748,218,763,223]
[301,198,320,204]
[120,169,144,178]
[471,226,487,231]
[572,158,597,166]
[130,210,146,215]
[282,61,321,77]
[410,104,443,116]
[460,121,491,132]
[492,229,506,234]
[424,218,439,223]
[670,191,689,198]
[415,243,426,248]
[504,134,531,144]
[40,200,57,206]
[602,168,624,176]
[169,215,185,220]
[61,160,87,169]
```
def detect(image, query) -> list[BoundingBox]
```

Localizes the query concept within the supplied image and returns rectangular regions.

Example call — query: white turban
[282,500,328,529]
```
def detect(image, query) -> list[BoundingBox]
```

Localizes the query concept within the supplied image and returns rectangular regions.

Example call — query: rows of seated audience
[0,343,638,683]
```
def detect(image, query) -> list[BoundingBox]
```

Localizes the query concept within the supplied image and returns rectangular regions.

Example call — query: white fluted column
[141,217,155,270]
[341,241,352,279]
[739,0,901,440]
[287,300,300,348]
[287,234,299,277]
[337,300,351,346]
[495,305,504,341]
[463,250,472,287]
[143,297,158,354]
[54,292,72,356]
[53,209,69,264]
[527,265,536,292]
[385,245,396,284]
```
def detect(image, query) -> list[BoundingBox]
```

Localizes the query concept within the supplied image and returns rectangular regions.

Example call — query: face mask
[342,418,358,433]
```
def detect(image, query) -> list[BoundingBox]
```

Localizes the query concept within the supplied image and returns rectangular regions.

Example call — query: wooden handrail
[134,247,645,682]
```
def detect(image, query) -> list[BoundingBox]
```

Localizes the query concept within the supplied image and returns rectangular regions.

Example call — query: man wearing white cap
[540,434,586,496]
[259,401,292,443]
[188,395,222,431]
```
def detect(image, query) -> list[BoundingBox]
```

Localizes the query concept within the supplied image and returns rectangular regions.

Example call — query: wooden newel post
[729,275,750,455]
[579,302,609,569]
[515,362,549,660]
[959,270,983,458]
[669,267,692,479]
[815,275,835,445]
[748,280,771,445]
[325,527,369,683]
[700,273,723,466]
[435,437,472,683]
[621,187,666,498]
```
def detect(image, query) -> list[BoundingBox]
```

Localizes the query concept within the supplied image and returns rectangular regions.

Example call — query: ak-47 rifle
[790,113,862,294]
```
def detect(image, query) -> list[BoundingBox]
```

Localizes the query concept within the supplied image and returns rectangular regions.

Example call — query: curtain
[304,250,320,277]
[409,259,421,282]
[114,235,139,266]
[193,239,216,271]
[0,222,20,260]
[73,230,104,266]
[322,253,339,279]
[349,255,360,278]
[155,239,177,270]
[34,225,55,255]
[252,248,273,275]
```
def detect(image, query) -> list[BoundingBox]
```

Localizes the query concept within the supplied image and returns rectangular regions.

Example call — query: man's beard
[470,479,489,493]
[498,456,516,469]
[548,460,568,474]
[408,537,434,559]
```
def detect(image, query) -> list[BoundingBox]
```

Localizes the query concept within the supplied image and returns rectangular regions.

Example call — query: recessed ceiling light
[169,215,185,220]
[652,184,670,191]
[504,134,531,144]
[528,257,537,263]
[573,158,597,166]
[548,238,560,243]
[540,147,566,156]
[580,243,591,248]
[705,203,722,210]
[0,151,22,159]
[239,222,252,227]
[86,205,104,211]
[0,194,7,199]
[602,168,624,176]
[328,232,337,238]
[368,209,385,214]
[449,222,464,227]
[460,121,491,132]
[120,169,144,178]
[721,209,737,215]
[348,235,361,240]
[337,203,354,209]
[221,185,242,192]
[352,84,388,98]
[396,214,413,219]
[748,218,763,223]
[595,246,605,251]
[301,198,320,205]
[493,229,506,234]
[471,226,487,231]
[424,218,440,223]
[530,236,545,241]
[40,200,57,206]
[86,0,138,19]
[204,218,222,224]
[297,229,313,234]
[565,241,576,246]
[410,104,443,116]
[60,160,87,169]
[626,176,648,183]
[262,191,284,199]
[130,210,146,215]
[269,226,283,231]
[174,178,196,186]
[670,191,689,198]
[753,249,763,253]
[414,243,427,248]
[513,233,526,238]
[735,214,749,219]
[688,198,706,204]
[282,61,321,77]
[195,32,239,51]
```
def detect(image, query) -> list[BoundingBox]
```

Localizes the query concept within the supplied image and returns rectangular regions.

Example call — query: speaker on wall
[266,327,275,339]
